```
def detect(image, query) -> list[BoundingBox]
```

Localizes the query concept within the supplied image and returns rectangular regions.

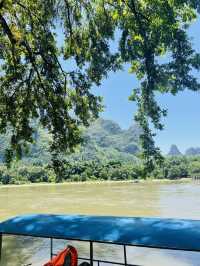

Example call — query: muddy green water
[0,181,200,266]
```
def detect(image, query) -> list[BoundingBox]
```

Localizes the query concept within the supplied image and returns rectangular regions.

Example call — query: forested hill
[0,119,141,164]
[79,119,141,161]
[2,119,200,184]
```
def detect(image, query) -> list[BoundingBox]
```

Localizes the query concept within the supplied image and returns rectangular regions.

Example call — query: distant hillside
[168,145,182,156]
[71,118,141,162]
[167,145,200,156]
[84,119,140,152]
[185,147,200,156]
[0,119,141,164]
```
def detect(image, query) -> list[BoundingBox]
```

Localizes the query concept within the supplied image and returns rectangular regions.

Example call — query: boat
[1,214,200,265]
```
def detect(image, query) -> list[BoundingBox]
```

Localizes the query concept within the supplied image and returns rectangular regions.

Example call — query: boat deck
[1,214,200,265]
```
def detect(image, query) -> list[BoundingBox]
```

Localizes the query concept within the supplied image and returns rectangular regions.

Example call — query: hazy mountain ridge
[0,118,141,163]
[168,145,182,156]
[185,147,200,156]
[72,118,141,162]
[83,119,140,153]
[168,144,200,156]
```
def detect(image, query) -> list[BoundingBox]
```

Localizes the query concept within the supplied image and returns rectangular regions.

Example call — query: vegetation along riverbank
[0,156,198,185]
[0,119,200,185]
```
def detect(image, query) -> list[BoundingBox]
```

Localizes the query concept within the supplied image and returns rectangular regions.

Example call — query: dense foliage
[108,0,200,171]
[0,118,199,185]
[1,1,200,174]
[1,156,200,185]
[0,0,117,164]
[0,119,140,163]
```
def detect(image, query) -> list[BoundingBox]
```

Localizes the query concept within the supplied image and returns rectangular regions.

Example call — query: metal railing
[51,238,141,266]
[78,257,140,266]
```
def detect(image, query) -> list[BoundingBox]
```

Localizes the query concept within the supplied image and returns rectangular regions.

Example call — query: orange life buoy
[43,245,78,266]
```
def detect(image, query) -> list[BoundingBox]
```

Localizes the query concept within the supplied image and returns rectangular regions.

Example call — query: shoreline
[0,177,193,188]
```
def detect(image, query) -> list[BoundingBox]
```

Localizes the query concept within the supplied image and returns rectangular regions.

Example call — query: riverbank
[0,177,193,188]
[1,156,199,184]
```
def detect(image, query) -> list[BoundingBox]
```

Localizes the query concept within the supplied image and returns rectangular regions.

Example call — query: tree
[1,0,200,175]
[0,0,118,164]
[101,0,200,173]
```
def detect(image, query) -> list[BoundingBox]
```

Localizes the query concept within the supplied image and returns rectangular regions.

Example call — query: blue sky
[91,19,200,155]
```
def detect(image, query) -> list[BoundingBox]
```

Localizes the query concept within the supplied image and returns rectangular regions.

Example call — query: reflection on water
[0,181,200,265]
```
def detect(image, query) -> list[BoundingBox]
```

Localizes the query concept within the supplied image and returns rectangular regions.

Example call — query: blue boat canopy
[0,214,200,251]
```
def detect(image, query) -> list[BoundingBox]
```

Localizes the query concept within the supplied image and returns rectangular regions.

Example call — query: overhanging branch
[0,14,17,45]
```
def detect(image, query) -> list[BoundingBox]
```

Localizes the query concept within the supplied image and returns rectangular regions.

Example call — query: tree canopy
[106,0,200,172]
[1,0,200,173]
[0,0,118,163]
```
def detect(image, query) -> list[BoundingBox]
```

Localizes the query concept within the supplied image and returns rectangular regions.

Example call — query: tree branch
[0,14,17,45]
[64,0,73,38]
[0,0,4,10]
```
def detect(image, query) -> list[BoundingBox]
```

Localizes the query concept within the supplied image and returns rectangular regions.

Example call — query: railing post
[50,238,53,259]
[124,245,127,266]
[90,241,93,266]
[0,234,2,261]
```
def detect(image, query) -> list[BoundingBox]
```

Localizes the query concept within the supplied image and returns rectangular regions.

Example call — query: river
[0,181,200,265]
